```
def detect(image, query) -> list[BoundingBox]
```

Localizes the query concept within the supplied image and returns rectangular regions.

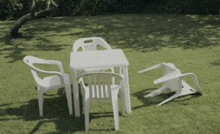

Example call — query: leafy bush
[0,0,30,20]
[162,0,220,14]
[1,0,220,20]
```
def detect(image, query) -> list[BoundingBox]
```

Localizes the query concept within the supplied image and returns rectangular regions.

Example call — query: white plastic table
[70,49,131,117]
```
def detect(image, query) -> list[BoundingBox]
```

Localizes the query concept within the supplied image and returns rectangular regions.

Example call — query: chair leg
[85,100,90,132]
[65,84,73,115]
[157,80,182,106]
[112,95,119,131]
[120,89,126,115]
[157,92,179,106]
[38,90,44,117]
[145,86,169,98]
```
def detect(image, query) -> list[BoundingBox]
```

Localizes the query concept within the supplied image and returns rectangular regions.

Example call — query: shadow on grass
[1,36,65,63]
[1,14,220,62]
[0,90,123,133]
[210,59,220,66]
[132,88,201,110]
[132,88,174,109]
[0,94,85,133]
[0,37,64,63]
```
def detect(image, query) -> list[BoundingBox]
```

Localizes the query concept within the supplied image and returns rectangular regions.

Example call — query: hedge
[0,0,220,20]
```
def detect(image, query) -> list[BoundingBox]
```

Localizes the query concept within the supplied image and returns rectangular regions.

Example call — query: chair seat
[41,74,70,90]
[83,84,120,100]
[77,72,124,131]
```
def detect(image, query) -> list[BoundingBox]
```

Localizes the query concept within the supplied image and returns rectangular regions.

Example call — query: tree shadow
[0,19,68,63]
[0,94,85,133]
[58,14,220,51]
[210,59,220,66]
[1,14,220,62]
[0,87,123,133]
[0,44,63,63]
[1,32,66,62]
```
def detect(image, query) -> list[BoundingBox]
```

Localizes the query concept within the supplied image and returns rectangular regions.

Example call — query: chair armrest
[77,77,87,95]
[39,59,65,74]
[78,77,87,88]
[30,64,64,77]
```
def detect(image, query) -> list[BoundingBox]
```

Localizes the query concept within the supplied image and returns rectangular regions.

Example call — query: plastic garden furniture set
[23,37,202,132]
[70,37,131,132]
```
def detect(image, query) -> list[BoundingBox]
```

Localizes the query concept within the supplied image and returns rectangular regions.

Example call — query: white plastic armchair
[77,72,125,132]
[23,55,73,116]
[73,37,112,52]
[138,63,203,106]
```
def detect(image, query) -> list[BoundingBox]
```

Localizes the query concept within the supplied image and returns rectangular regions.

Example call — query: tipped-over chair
[138,63,203,106]
[77,72,125,132]
[23,55,72,116]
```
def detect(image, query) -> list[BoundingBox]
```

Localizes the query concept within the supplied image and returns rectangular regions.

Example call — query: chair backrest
[78,72,123,100]
[73,37,112,52]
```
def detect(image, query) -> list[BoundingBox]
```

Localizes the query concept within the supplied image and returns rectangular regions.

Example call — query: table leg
[72,69,80,117]
[122,66,132,113]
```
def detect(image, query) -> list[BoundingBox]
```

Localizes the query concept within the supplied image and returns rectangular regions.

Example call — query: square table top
[70,49,129,70]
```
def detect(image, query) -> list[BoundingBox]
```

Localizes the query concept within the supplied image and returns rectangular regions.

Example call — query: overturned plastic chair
[23,55,73,116]
[138,63,203,106]
[77,72,125,132]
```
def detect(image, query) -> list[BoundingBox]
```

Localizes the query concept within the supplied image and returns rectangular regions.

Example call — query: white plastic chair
[73,37,112,52]
[73,37,114,74]
[138,63,203,106]
[77,72,125,132]
[23,55,73,116]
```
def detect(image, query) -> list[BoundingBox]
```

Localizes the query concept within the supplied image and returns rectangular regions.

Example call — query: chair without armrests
[77,72,125,132]
[73,37,114,74]
[73,37,112,52]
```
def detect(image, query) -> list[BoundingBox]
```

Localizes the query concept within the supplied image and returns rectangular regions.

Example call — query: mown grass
[1,14,220,134]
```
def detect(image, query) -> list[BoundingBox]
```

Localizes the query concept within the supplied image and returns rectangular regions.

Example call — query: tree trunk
[10,13,32,38]
[10,0,56,38]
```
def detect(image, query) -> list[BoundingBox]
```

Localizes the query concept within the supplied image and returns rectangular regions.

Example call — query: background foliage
[1,0,220,20]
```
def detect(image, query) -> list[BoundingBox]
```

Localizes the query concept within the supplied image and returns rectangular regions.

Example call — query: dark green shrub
[0,0,30,20]
[1,0,220,20]
[162,0,220,14]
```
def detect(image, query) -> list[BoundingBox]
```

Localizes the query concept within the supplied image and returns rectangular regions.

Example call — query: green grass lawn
[1,14,220,134]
